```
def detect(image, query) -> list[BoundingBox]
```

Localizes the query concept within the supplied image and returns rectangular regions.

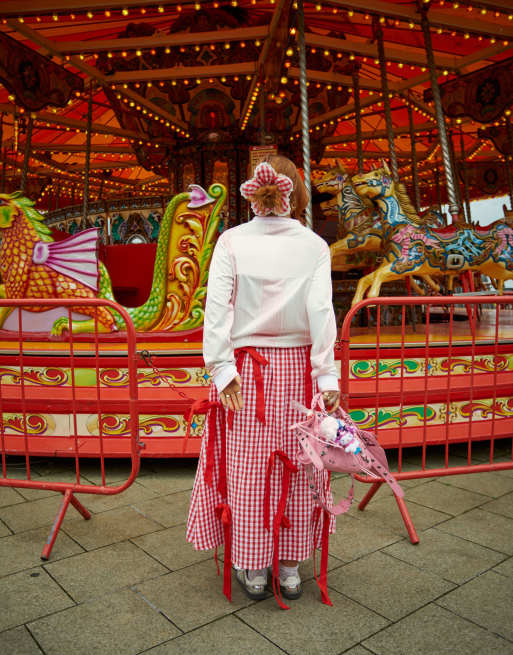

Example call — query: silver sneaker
[279,571,303,600]
[235,569,267,600]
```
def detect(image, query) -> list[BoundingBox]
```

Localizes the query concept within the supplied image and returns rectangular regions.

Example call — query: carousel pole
[407,101,421,212]
[375,18,398,181]
[419,6,459,222]
[506,116,513,211]
[352,65,364,174]
[259,91,266,145]
[297,0,313,229]
[435,165,442,212]
[448,127,464,213]
[459,128,471,222]
[20,113,33,194]
[82,83,93,224]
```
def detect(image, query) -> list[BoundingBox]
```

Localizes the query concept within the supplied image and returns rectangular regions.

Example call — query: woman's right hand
[322,390,340,413]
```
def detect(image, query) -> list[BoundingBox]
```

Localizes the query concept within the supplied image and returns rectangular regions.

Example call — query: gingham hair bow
[240,162,294,216]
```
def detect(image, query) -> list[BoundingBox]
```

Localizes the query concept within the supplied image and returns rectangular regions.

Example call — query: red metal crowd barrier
[338,295,513,544]
[0,298,141,559]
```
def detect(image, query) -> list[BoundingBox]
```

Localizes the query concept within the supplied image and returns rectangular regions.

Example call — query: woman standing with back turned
[186,155,340,607]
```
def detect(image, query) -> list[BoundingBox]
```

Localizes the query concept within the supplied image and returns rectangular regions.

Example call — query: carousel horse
[319,163,443,294]
[0,184,225,334]
[316,162,378,238]
[345,162,513,305]
[317,161,445,238]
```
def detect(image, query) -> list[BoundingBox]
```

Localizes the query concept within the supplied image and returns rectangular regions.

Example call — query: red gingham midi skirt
[186,344,334,570]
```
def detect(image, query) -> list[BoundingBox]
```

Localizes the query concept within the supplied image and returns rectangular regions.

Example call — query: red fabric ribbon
[227,347,269,430]
[215,503,232,602]
[183,399,221,457]
[312,474,333,606]
[305,345,313,407]
[263,450,298,610]
[217,408,228,498]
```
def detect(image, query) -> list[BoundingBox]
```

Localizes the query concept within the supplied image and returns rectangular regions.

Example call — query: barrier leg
[394,493,419,545]
[41,489,90,560]
[69,493,92,520]
[358,481,382,510]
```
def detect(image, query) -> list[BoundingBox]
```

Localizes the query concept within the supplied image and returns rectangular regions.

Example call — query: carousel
[0,0,512,459]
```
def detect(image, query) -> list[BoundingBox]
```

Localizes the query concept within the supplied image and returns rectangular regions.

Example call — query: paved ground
[1,441,513,655]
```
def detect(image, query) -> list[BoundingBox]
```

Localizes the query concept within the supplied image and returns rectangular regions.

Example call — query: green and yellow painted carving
[350,354,513,379]
[350,405,436,429]
[351,360,421,378]
[350,395,513,429]
[86,413,207,437]
[0,366,211,387]
[0,367,70,386]
[1,413,55,435]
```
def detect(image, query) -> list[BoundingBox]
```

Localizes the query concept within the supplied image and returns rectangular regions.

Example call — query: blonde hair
[251,154,309,223]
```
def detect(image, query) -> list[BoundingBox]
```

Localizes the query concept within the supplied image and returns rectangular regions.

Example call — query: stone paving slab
[493,556,513,578]
[1,626,43,654]
[236,580,389,655]
[0,526,84,577]
[436,570,513,642]
[2,461,43,480]
[397,450,471,471]
[325,513,404,562]
[141,615,283,655]
[363,602,513,655]
[342,647,376,655]
[298,553,345,581]
[354,494,453,535]
[135,559,253,632]
[480,490,513,519]
[44,541,168,602]
[63,506,163,550]
[131,490,191,528]
[14,471,97,501]
[27,589,180,655]
[63,460,137,485]
[72,481,158,514]
[0,517,12,537]
[402,480,490,515]
[132,524,212,570]
[135,465,197,495]
[0,486,26,507]
[328,550,454,621]
[494,458,513,476]
[439,470,513,497]
[0,568,74,632]
[0,495,79,533]
[14,487,60,502]
[436,508,513,555]
[382,527,507,584]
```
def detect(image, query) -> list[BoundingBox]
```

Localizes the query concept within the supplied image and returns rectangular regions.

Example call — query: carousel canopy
[0,0,512,210]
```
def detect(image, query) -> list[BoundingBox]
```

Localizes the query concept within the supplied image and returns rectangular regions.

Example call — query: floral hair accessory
[240,161,294,216]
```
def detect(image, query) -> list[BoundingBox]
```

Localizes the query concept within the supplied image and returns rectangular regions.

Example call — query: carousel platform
[0,307,511,458]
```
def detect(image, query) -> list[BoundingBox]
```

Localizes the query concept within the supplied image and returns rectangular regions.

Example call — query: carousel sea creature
[345,162,513,305]
[0,183,226,334]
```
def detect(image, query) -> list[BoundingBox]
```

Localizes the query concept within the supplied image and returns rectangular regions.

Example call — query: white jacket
[203,215,340,393]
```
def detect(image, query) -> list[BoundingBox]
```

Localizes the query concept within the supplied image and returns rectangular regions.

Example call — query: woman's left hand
[220,375,244,411]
